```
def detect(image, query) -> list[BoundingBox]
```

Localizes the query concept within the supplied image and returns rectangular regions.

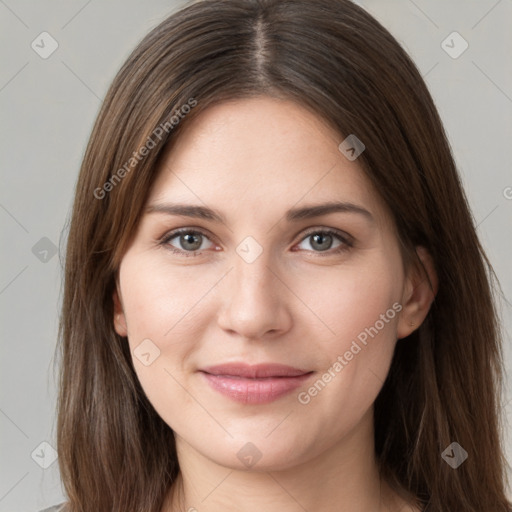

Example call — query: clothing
[37,504,67,512]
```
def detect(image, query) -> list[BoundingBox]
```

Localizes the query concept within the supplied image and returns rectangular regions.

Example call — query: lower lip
[200,372,314,404]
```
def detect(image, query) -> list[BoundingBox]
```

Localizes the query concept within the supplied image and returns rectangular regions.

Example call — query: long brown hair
[54,0,511,510]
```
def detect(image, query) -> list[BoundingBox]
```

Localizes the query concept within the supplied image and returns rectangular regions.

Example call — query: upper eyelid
[161,226,353,247]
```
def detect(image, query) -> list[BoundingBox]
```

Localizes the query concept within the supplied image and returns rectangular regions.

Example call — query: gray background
[1,0,511,510]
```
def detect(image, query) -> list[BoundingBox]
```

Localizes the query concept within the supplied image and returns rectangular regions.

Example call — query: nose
[216,251,293,341]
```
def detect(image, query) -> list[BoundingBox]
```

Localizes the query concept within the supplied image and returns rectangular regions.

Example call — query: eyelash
[159,227,354,258]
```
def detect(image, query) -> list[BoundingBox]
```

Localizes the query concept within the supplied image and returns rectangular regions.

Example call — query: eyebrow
[145,201,374,224]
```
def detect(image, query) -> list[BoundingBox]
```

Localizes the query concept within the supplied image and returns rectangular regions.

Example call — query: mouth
[198,363,315,404]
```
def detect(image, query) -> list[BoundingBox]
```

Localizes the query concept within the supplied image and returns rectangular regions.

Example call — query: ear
[396,246,438,340]
[113,281,128,337]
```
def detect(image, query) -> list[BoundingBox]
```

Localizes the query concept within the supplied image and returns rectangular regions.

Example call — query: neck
[163,408,402,512]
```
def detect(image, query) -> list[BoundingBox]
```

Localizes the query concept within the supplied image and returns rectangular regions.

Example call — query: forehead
[147,97,391,229]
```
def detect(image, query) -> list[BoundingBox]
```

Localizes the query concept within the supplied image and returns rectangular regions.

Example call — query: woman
[47,0,511,511]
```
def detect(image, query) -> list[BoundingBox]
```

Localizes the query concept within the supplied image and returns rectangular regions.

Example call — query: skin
[113,96,437,512]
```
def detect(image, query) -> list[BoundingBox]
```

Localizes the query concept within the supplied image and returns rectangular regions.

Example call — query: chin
[197,435,314,472]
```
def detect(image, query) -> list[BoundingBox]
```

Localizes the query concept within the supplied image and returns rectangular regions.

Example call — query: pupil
[178,233,333,252]
[182,233,200,250]
[312,233,332,251]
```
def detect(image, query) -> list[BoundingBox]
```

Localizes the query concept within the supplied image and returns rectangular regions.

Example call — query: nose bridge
[217,238,290,339]
[235,248,274,297]
[232,233,277,294]
[232,242,279,311]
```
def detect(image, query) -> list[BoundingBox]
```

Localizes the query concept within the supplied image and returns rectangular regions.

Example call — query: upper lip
[199,363,312,378]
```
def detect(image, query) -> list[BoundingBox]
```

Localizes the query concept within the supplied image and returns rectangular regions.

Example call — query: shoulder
[37,503,68,512]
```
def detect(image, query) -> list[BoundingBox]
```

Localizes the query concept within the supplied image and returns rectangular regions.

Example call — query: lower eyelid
[295,232,352,252]
[163,230,215,251]
[161,229,353,254]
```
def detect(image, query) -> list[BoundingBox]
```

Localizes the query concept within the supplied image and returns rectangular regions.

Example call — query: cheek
[300,257,403,428]
[295,255,403,347]
[120,256,211,348]
[293,255,402,418]
[118,257,229,428]
[118,244,404,439]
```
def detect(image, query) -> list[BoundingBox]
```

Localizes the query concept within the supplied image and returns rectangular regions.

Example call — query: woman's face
[113,96,419,471]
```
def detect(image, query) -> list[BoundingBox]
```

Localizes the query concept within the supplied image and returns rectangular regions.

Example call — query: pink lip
[199,363,314,404]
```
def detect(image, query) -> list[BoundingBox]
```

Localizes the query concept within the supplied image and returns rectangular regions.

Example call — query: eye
[294,228,353,255]
[159,227,353,257]
[160,228,215,256]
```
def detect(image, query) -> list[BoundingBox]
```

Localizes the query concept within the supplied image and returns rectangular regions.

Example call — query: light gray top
[37,504,67,512]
